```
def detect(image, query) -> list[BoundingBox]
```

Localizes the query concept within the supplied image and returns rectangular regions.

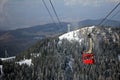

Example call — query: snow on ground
[0,65,3,75]
[59,29,82,42]
[30,53,41,57]
[0,56,16,61]
[68,57,74,72]
[59,26,95,44]
[16,59,33,66]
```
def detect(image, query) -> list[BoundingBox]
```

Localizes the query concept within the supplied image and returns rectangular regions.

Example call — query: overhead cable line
[41,0,56,24]
[98,2,120,26]
[103,9,120,25]
[109,9,120,19]
[49,0,63,27]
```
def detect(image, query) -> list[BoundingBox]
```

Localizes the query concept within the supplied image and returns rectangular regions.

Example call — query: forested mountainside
[0,26,120,80]
[0,22,69,57]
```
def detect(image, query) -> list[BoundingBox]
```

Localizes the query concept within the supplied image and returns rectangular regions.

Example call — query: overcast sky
[0,0,120,30]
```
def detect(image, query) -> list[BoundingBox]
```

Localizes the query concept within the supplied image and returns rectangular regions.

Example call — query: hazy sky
[0,0,120,30]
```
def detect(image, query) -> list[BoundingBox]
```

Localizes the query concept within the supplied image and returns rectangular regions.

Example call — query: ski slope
[59,26,95,44]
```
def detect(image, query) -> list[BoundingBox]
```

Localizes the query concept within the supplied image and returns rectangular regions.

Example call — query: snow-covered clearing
[0,56,16,61]
[16,59,33,66]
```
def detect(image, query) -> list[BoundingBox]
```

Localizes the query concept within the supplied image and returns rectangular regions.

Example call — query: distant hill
[9,22,69,38]
[78,19,120,27]
[0,22,69,57]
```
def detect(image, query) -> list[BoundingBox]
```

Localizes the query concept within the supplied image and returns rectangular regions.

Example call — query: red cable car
[82,52,94,64]
[82,34,94,65]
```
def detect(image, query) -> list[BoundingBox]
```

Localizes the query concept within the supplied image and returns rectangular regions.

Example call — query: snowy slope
[59,26,95,44]
[0,65,3,75]
[16,59,33,66]
[0,56,16,61]
[59,25,119,44]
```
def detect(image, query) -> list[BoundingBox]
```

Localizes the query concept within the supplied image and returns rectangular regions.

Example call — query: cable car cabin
[82,34,94,64]
[82,52,94,64]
